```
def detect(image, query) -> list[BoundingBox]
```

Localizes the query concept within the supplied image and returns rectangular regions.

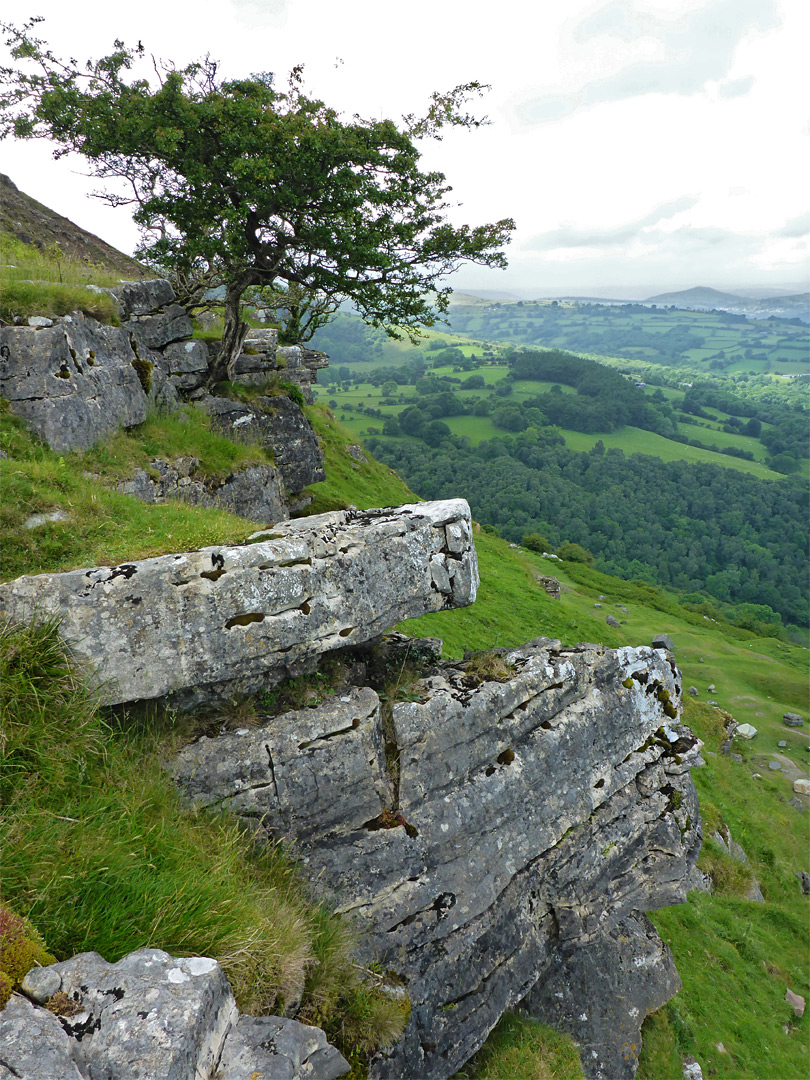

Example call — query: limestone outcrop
[115,457,289,526]
[1,948,348,1080]
[0,315,158,453]
[171,637,703,1079]
[0,500,477,706]
[0,279,328,519]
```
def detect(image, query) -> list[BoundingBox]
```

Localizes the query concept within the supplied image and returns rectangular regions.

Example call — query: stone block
[0,500,477,706]
[0,317,150,452]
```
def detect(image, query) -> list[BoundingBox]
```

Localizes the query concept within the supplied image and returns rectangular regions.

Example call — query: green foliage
[0,905,55,1006]
[366,433,809,627]
[555,541,594,566]
[0,278,120,324]
[522,532,552,553]
[0,408,267,581]
[1,21,513,379]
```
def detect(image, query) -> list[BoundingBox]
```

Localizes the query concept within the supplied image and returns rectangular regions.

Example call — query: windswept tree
[0,20,514,384]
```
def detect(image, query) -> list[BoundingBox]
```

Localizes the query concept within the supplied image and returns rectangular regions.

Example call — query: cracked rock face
[1,948,348,1080]
[0,316,152,453]
[204,393,326,495]
[0,500,477,706]
[171,638,702,1079]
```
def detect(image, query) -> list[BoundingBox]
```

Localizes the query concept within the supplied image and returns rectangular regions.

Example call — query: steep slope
[0,172,147,279]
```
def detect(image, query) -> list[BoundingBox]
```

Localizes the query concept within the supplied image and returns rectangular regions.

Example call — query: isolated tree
[0,20,514,384]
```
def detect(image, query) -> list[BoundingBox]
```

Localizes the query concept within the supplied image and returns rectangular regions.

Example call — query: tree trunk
[205,273,254,387]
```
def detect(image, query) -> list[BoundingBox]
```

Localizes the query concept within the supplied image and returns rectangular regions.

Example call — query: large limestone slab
[0,500,477,705]
[172,638,703,1079]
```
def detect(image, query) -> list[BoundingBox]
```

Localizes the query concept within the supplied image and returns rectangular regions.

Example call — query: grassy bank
[1,400,807,1079]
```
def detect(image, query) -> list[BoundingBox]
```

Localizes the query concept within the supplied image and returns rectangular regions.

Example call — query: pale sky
[1,0,808,298]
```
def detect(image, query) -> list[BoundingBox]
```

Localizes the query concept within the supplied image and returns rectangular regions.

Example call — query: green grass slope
[1,401,806,1078]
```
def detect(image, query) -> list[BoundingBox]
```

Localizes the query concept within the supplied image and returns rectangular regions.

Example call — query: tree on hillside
[0,19,514,384]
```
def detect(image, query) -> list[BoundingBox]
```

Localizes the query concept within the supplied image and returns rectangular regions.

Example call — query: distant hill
[0,173,148,279]
[645,286,748,306]
[645,284,809,321]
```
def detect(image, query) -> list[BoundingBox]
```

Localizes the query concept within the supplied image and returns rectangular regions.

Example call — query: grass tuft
[0,618,403,1066]
[453,1011,584,1079]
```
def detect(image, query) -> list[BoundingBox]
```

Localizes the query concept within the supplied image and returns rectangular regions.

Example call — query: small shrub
[555,542,594,566]
[522,532,552,554]
[0,905,55,1007]
[462,650,515,687]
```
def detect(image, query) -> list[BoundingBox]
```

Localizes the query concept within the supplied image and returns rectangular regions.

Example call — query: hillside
[0,206,807,1078]
[2,389,807,1078]
[0,172,147,279]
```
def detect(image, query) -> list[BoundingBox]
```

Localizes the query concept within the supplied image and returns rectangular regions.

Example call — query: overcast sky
[2,0,808,298]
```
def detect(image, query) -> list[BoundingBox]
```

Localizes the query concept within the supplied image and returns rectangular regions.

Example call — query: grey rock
[682,1056,704,1080]
[606,614,621,627]
[27,315,54,327]
[525,912,681,1080]
[23,510,69,530]
[652,634,675,651]
[712,826,749,864]
[793,778,810,795]
[161,339,211,390]
[778,740,787,748]
[785,988,805,1017]
[3,949,348,1080]
[17,949,235,1080]
[109,279,177,316]
[790,797,804,812]
[688,686,699,696]
[0,500,477,706]
[129,305,194,350]
[707,684,716,693]
[21,965,62,1001]
[783,713,804,728]
[117,458,288,525]
[536,575,561,600]
[346,444,367,462]
[745,879,765,903]
[217,1014,349,1080]
[173,639,702,1080]
[0,317,150,452]
[800,871,810,892]
[594,602,603,608]
[0,995,84,1079]
[204,394,325,495]
[769,761,783,771]
[730,753,743,763]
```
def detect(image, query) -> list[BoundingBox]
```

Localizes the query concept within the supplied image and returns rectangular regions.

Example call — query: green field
[444,299,809,377]
[316,374,786,478]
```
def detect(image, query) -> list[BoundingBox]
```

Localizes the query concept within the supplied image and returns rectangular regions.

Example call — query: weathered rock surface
[0,316,151,452]
[0,500,477,706]
[116,456,288,525]
[3,948,348,1080]
[783,713,805,728]
[172,637,702,1079]
[204,393,325,497]
[525,911,681,1080]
